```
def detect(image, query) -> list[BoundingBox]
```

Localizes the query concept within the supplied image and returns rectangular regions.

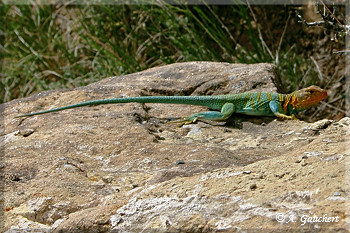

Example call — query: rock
[2,62,347,232]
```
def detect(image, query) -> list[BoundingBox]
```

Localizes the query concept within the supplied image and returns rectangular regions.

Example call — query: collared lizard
[15,85,327,123]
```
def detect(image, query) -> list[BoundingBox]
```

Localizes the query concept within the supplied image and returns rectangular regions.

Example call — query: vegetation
[0,2,346,120]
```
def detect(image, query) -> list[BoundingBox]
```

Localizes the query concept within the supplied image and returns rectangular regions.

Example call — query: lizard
[15,85,327,124]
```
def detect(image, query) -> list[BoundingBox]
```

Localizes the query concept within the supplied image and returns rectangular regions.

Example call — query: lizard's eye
[309,90,314,94]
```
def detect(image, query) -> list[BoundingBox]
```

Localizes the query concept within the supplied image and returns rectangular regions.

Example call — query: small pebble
[176,160,185,165]
[334,192,341,196]
[19,129,35,137]
[250,184,257,190]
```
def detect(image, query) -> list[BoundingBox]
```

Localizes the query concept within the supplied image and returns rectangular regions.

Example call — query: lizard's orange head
[292,85,327,110]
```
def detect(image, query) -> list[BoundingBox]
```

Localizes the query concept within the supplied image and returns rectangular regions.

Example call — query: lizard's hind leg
[173,103,235,124]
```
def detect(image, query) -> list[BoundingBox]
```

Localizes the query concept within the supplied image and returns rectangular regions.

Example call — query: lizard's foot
[290,114,299,120]
[276,114,299,120]
[168,104,235,126]
[168,117,197,126]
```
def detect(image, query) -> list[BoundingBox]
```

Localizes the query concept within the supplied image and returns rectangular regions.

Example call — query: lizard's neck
[283,93,299,114]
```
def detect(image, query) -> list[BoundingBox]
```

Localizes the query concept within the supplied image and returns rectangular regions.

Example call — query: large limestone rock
[1,62,348,232]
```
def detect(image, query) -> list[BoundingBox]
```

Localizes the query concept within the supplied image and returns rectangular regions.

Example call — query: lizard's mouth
[295,88,328,110]
[311,89,328,104]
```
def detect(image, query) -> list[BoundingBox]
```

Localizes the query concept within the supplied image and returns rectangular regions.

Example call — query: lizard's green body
[16,86,327,123]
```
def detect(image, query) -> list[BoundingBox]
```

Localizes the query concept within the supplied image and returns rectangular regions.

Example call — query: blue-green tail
[15,96,227,118]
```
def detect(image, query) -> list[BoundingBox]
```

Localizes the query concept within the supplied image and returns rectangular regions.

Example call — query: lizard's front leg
[174,103,235,124]
[269,100,296,120]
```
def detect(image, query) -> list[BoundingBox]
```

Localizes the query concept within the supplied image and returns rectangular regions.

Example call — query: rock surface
[1,62,348,232]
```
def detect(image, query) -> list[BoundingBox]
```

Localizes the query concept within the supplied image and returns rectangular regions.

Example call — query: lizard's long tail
[15,95,226,118]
